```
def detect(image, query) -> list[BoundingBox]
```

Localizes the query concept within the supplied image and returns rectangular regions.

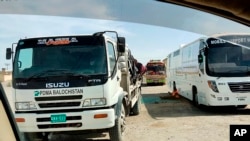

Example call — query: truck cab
[6,31,141,141]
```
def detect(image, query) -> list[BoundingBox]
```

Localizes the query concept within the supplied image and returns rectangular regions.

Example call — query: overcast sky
[0,14,204,70]
[0,0,249,70]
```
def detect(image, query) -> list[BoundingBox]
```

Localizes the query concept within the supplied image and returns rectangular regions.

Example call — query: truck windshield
[206,39,250,77]
[146,64,165,75]
[13,44,107,79]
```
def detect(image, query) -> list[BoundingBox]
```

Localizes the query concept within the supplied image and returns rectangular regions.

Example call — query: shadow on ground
[141,92,250,119]
[49,132,110,141]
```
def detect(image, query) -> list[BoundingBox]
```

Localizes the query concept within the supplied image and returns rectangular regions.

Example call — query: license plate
[50,114,66,123]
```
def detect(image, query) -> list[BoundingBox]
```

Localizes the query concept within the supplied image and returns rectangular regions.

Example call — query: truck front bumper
[15,108,115,132]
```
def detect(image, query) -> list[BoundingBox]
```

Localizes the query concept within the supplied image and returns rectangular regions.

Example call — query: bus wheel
[236,105,247,108]
[109,104,126,141]
[173,82,176,92]
[192,87,199,107]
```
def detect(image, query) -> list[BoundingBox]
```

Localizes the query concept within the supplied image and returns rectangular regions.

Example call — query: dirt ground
[2,82,250,141]
[123,85,250,141]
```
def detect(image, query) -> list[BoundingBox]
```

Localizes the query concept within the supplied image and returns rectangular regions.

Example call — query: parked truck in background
[145,60,166,85]
[6,31,142,141]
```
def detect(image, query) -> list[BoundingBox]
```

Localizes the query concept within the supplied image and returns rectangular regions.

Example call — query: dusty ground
[2,81,250,141]
[123,85,250,141]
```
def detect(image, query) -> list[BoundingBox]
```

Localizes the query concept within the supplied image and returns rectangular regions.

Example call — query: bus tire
[237,105,247,108]
[192,87,199,107]
[109,104,126,141]
[173,82,176,92]
[131,88,141,115]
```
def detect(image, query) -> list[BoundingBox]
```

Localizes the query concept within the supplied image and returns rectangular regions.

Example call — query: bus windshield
[206,37,250,77]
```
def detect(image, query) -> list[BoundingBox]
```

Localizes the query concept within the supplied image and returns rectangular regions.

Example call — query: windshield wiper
[61,71,90,79]
[26,69,91,82]
[226,70,246,73]
[26,69,71,82]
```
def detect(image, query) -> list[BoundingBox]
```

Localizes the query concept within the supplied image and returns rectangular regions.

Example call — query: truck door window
[107,42,116,74]
[14,48,33,77]
[17,48,32,70]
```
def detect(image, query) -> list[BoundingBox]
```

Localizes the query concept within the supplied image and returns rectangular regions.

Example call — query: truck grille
[35,95,82,101]
[38,123,82,129]
[228,82,250,93]
[38,102,81,108]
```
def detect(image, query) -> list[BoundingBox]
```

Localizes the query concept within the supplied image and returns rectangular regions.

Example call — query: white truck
[6,31,142,141]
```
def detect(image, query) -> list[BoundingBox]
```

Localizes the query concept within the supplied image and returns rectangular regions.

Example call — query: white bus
[167,33,250,107]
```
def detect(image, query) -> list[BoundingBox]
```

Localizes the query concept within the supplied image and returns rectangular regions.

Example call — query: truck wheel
[109,104,126,141]
[131,89,141,115]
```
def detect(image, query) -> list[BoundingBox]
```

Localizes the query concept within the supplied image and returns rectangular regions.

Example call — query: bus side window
[199,42,206,74]
[199,53,205,74]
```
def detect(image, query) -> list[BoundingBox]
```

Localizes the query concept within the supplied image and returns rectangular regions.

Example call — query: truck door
[107,41,121,94]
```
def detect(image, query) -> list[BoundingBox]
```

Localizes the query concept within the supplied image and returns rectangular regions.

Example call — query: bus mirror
[198,54,203,63]
[117,37,125,53]
[6,48,12,60]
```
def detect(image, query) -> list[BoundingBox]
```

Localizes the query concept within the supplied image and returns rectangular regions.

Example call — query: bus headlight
[83,98,106,107]
[15,102,37,110]
[207,81,219,93]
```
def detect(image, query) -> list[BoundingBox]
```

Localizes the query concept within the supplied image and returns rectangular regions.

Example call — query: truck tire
[109,104,126,141]
[23,132,47,141]
[131,89,141,115]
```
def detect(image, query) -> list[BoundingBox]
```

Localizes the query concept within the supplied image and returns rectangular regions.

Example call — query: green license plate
[50,114,66,123]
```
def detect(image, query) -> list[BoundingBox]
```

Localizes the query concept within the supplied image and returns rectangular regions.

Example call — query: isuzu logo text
[46,82,70,88]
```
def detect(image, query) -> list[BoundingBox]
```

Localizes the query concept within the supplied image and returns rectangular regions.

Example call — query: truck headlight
[207,80,219,93]
[83,98,106,107]
[15,102,37,110]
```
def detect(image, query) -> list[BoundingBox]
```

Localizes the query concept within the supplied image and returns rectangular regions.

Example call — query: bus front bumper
[204,93,250,106]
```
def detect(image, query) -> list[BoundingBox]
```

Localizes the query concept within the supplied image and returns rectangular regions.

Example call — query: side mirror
[6,48,12,60]
[198,54,203,63]
[117,37,125,53]
[18,61,22,68]
[118,56,127,72]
